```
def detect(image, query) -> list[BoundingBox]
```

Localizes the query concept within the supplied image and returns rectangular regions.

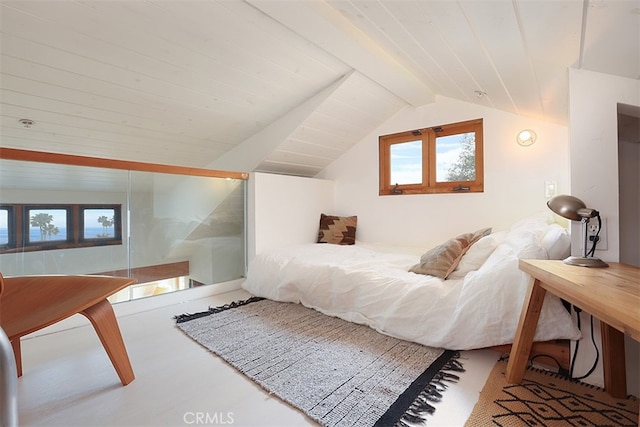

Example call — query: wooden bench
[0,273,137,386]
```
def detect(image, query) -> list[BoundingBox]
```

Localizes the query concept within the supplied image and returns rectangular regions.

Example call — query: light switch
[545,181,557,198]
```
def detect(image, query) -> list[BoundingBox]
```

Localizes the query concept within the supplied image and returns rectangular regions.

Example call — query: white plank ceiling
[1,0,638,181]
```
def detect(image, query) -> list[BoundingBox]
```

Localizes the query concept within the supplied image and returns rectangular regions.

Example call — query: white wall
[317,95,571,249]
[568,68,640,396]
[568,69,640,262]
[248,172,334,261]
[618,124,640,266]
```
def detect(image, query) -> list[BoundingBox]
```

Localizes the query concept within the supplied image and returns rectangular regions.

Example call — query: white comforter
[242,220,581,350]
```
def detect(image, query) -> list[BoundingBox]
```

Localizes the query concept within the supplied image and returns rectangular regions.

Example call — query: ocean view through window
[0,204,122,253]
[27,208,69,243]
[0,207,9,246]
[82,207,120,240]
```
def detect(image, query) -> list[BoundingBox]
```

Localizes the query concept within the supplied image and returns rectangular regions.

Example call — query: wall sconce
[516,129,536,146]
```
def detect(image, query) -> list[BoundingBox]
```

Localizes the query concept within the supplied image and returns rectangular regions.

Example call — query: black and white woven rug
[176,298,463,427]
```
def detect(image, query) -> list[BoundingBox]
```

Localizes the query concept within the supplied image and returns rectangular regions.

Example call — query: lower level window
[0,207,11,249]
[0,204,122,253]
[27,207,70,244]
[82,206,121,241]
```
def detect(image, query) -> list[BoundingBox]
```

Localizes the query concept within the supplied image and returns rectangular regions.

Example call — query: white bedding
[242,216,581,350]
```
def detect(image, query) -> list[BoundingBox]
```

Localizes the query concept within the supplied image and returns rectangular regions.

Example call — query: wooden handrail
[0,147,249,180]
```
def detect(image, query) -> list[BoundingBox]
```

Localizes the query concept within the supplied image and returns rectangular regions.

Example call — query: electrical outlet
[583,217,607,251]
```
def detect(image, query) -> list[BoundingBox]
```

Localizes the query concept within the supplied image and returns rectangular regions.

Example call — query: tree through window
[27,208,68,243]
[438,131,476,182]
[83,207,119,240]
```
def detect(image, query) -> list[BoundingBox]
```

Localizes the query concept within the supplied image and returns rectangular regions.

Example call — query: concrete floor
[16,288,499,426]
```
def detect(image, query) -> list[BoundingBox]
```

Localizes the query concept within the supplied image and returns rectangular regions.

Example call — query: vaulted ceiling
[1,0,638,177]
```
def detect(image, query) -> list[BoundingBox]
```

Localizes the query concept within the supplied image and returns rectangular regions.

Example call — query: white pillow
[541,223,571,260]
[510,212,554,236]
[448,232,506,279]
[448,215,569,279]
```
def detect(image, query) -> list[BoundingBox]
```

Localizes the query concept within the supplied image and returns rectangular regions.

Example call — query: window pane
[390,140,422,185]
[28,209,67,242]
[0,208,8,245]
[436,132,476,182]
[84,208,116,239]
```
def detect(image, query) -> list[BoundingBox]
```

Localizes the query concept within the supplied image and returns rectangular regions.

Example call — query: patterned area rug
[176,297,463,427]
[465,358,639,426]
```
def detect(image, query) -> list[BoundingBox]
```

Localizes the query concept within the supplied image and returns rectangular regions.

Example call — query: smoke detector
[19,118,35,128]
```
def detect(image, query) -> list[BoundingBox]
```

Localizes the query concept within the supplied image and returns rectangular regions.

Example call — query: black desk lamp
[547,195,609,268]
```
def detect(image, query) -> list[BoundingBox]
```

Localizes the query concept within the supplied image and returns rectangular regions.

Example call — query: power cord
[511,305,599,381]
[529,353,570,377]
[569,306,600,380]
[586,215,602,257]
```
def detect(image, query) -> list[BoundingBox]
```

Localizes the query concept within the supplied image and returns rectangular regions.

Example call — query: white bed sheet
[242,219,581,350]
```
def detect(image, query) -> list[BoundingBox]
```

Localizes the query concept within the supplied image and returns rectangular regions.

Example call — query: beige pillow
[409,227,492,279]
[317,214,357,245]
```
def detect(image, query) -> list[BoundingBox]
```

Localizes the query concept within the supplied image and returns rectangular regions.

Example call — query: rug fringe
[174,296,264,323]
[395,351,465,427]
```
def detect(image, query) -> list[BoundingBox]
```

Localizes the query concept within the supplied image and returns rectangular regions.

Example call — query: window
[0,206,14,249]
[0,204,122,253]
[379,118,483,195]
[81,206,121,242]
[25,206,71,245]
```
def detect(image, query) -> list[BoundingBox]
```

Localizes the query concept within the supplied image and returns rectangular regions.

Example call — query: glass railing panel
[0,159,130,278]
[0,155,247,303]
[124,171,246,300]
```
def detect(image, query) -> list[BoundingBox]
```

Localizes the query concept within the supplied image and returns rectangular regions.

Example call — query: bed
[242,214,581,350]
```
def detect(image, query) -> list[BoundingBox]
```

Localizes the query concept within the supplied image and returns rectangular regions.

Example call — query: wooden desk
[506,260,640,399]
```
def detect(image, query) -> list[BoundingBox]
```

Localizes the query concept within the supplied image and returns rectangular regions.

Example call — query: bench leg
[601,323,627,398]
[506,279,547,384]
[81,299,135,386]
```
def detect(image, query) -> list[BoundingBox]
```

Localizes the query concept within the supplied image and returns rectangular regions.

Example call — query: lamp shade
[547,195,587,221]
[546,194,608,268]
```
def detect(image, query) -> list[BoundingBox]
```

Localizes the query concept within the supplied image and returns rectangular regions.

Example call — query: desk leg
[601,322,627,398]
[506,279,547,384]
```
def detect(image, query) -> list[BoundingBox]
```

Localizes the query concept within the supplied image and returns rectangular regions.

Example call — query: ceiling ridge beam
[457,1,518,115]
[511,0,545,114]
[246,0,434,107]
